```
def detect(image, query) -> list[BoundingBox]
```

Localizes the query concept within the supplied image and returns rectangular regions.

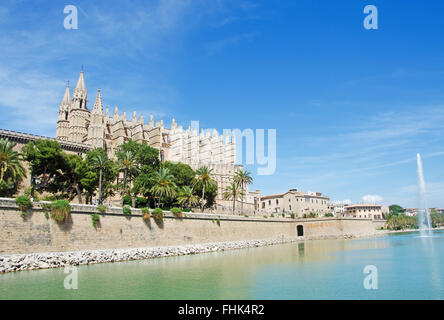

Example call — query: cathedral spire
[92,89,103,115]
[113,105,119,122]
[56,85,71,141]
[72,70,88,110]
[75,71,86,92]
[61,85,71,106]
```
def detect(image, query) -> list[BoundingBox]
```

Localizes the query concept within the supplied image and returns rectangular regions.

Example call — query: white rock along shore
[0,237,305,273]
[0,230,405,274]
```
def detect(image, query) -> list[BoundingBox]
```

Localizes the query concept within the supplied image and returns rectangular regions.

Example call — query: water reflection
[1,231,444,299]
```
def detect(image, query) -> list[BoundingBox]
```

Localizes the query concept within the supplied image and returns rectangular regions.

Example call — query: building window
[276,199,279,205]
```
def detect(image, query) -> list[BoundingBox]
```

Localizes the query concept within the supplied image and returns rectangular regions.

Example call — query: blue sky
[1,0,444,208]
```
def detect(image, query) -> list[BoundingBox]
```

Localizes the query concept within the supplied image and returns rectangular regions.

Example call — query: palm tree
[234,168,253,214]
[0,138,26,187]
[177,186,199,209]
[150,167,176,208]
[89,153,109,205]
[194,166,216,212]
[117,150,137,203]
[223,181,245,215]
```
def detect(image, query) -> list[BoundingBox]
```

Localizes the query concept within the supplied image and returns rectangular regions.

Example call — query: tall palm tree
[150,167,176,208]
[177,186,199,209]
[89,153,109,205]
[223,181,245,215]
[0,138,26,186]
[234,168,253,214]
[194,166,216,212]
[117,150,137,203]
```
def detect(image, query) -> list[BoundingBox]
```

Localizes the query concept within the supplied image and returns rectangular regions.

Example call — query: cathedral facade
[55,71,255,212]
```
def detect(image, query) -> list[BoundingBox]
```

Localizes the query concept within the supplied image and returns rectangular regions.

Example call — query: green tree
[234,168,253,214]
[22,139,65,194]
[163,161,195,188]
[116,150,138,203]
[117,141,159,206]
[177,186,199,209]
[194,166,217,212]
[82,148,117,204]
[0,138,26,196]
[223,181,244,215]
[87,149,111,204]
[389,204,405,217]
[60,153,89,203]
[150,167,176,208]
[117,140,159,168]
[132,168,157,203]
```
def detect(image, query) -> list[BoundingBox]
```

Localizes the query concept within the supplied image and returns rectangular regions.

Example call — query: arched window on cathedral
[65,112,68,120]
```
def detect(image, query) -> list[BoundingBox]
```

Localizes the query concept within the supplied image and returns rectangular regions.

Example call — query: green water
[1,231,444,299]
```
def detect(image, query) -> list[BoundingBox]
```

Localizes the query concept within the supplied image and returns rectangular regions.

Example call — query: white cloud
[362,194,383,203]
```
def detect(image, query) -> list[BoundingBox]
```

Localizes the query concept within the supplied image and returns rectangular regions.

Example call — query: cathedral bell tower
[68,71,90,143]
[56,84,71,141]
[87,88,105,149]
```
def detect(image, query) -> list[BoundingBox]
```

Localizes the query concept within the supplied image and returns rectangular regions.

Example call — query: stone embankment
[0,237,302,273]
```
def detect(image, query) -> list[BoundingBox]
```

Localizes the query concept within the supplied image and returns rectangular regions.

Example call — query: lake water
[1,230,444,299]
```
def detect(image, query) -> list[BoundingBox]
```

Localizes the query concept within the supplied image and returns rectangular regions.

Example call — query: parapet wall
[0,198,385,255]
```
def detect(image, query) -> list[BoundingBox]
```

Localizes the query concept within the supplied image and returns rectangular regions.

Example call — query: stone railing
[0,197,348,223]
[0,129,91,153]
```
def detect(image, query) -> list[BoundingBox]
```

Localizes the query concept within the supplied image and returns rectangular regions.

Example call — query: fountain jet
[417,153,432,236]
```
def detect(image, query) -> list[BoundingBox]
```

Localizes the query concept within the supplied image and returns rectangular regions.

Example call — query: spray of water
[417,153,432,236]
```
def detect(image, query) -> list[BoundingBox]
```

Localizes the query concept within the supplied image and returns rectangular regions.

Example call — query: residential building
[260,189,331,217]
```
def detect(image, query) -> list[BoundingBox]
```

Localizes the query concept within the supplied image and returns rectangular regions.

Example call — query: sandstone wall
[0,198,384,255]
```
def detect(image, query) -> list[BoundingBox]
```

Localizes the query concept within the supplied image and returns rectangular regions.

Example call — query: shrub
[24,186,39,202]
[182,208,191,212]
[41,203,51,220]
[170,207,183,218]
[97,204,107,214]
[41,194,59,201]
[216,218,220,226]
[122,205,131,216]
[263,215,268,218]
[271,214,274,218]
[50,200,71,223]
[282,213,285,218]
[244,214,249,217]
[15,195,32,218]
[152,208,164,224]
[91,213,100,228]
[135,197,148,208]
[290,213,295,219]
[325,212,334,217]
[122,195,132,207]
[141,207,150,221]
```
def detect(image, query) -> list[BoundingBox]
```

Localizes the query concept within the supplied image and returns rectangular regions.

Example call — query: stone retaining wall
[0,198,385,255]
